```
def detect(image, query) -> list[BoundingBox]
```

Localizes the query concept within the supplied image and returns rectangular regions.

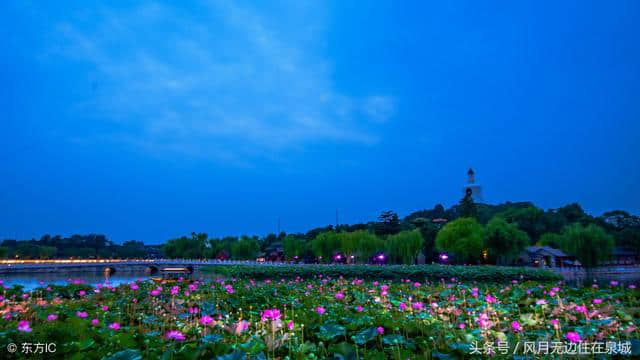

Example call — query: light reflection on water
[0,272,152,291]
[0,271,638,291]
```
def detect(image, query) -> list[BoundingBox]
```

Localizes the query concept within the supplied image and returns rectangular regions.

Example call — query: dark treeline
[0,234,161,259]
[2,200,639,267]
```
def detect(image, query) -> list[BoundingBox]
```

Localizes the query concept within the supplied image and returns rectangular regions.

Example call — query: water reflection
[1,271,638,291]
[1,272,150,291]
[562,273,640,288]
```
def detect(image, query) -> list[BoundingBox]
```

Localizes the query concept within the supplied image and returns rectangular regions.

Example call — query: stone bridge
[0,259,274,275]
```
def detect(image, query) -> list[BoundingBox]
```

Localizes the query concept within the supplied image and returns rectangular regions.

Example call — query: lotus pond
[0,275,638,359]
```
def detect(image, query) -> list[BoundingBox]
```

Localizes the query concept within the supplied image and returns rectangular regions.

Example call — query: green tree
[283,234,306,259]
[231,236,260,260]
[412,218,438,262]
[498,206,546,242]
[163,233,207,259]
[615,228,640,257]
[375,210,400,236]
[485,217,529,265]
[351,230,383,263]
[0,246,8,258]
[311,231,340,263]
[385,229,424,264]
[38,246,57,259]
[560,224,614,270]
[435,217,484,263]
[537,233,564,249]
[459,189,477,218]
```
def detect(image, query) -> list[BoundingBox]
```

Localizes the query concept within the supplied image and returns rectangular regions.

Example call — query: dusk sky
[2,1,639,244]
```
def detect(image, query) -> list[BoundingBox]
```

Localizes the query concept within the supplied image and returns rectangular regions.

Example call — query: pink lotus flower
[335,292,345,300]
[108,322,120,330]
[535,299,547,305]
[76,311,88,318]
[47,314,58,321]
[485,294,497,304]
[592,298,602,305]
[189,307,199,314]
[150,289,160,296]
[91,319,99,326]
[232,320,250,335]
[398,302,406,311]
[261,309,282,322]
[413,282,421,288]
[171,286,179,295]
[200,315,214,326]
[511,321,522,332]
[476,313,492,330]
[224,285,234,294]
[78,290,86,296]
[316,306,326,315]
[458,323,465,329]
[188,284,197,291]
[412,302,424,310]
[566,331,581,343]
[377,326,384,334]
[550,319,560,328]
[287,321,294,331]
[609,280,619,286]
[629,284,636,289]
[102,305,109,311]
[575,305,587,314]
[130,283,139,290]
[166,330,186,341]
[17,320,32,332]
[356,306,363,312]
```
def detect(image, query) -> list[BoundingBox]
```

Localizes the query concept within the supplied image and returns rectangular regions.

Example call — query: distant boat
[151,266,193,284]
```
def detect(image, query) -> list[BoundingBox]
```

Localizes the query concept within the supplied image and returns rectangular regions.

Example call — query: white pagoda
[463,168,483,202]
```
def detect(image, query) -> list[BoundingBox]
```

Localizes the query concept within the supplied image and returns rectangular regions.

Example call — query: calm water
[0,271,152,291]
[1,270,638,291]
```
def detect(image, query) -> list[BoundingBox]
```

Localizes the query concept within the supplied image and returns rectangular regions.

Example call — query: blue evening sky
[2,1,639,244]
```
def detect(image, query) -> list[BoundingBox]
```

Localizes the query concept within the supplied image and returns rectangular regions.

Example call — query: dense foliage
[559,224,615,270]
[435,218,485,263]
[484,217,529,266]
[203,264,562,282]
[0,275,637,359]
[0,235,160,259]
[2,201,639,268]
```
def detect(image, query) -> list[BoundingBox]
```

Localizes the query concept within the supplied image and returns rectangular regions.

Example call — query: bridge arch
[103,266,117,275]
[145,266,159,275]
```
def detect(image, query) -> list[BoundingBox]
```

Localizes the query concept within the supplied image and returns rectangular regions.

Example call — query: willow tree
[560,223,613,271]
[311,231,340,263]
[485,217,529,265]
[283,234,305,259]
[231,236,260,260]
[385,229,424,264]
[352,230,383,262]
